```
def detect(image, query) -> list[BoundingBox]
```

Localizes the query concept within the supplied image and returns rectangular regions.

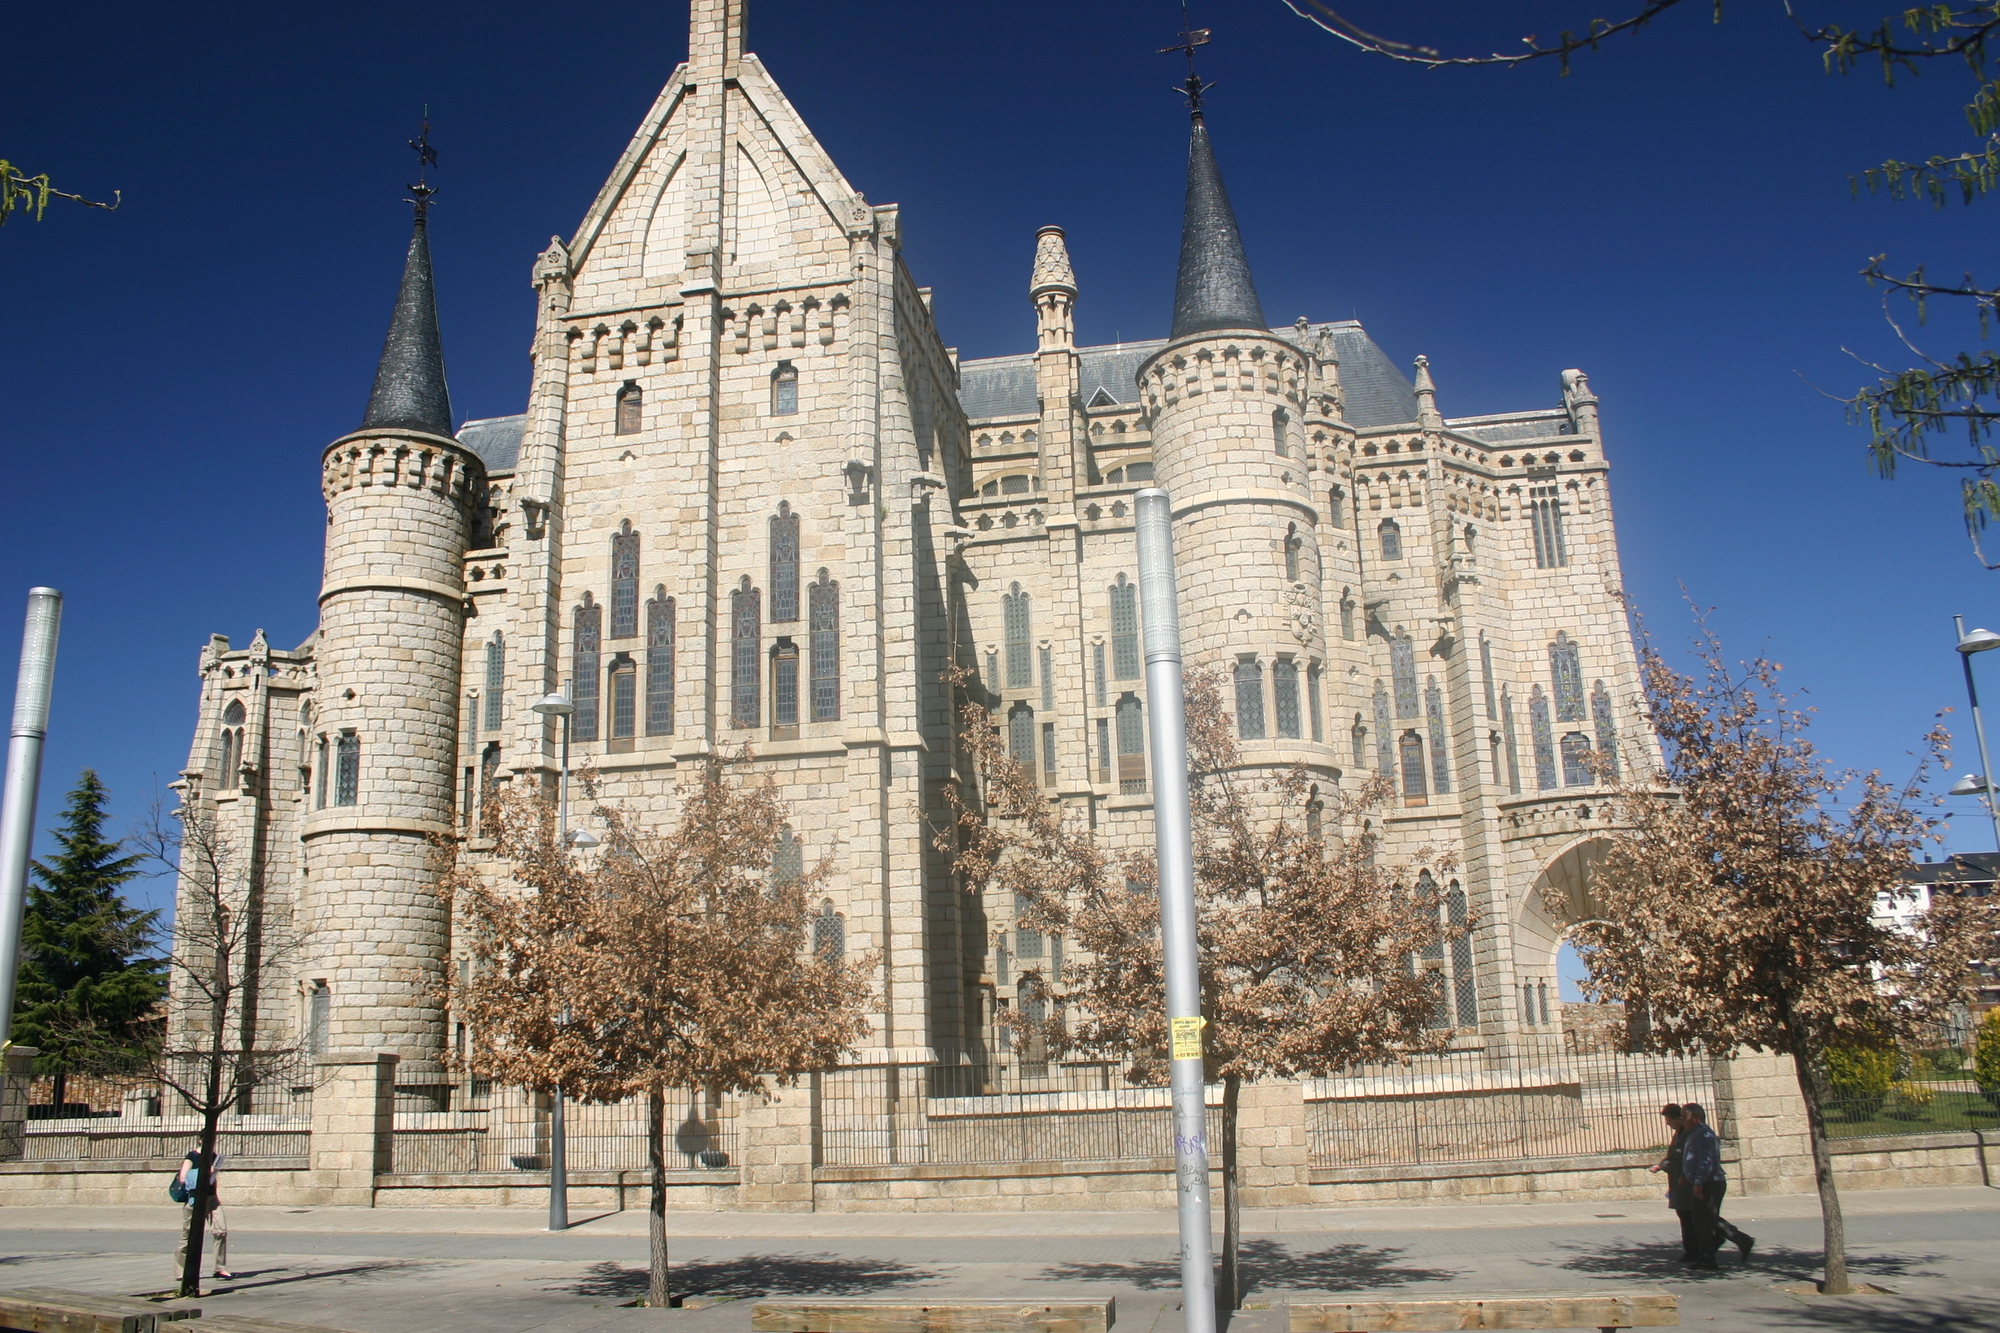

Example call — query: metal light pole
[0,589,62,1051]
[530,689,576,1232]
[1952,618,2000,853]
[1133,490,1216,1333]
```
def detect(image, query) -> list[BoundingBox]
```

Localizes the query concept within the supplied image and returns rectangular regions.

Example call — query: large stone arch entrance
[1513,837,1610,1033]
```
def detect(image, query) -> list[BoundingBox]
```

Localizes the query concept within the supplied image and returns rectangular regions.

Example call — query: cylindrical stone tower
[302,202,483,1066]
[1139,114,1328,768]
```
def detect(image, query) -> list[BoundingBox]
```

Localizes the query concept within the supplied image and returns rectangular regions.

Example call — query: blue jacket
[1682,1122,1724,1185]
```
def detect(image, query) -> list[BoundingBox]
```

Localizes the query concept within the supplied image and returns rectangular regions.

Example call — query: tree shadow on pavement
[1758,1294,2000,1331]
[1542,1238,1945,1287]
[566,1254,940,1301]
[203,1261,456,1295]
[1037,1239,1460,1296]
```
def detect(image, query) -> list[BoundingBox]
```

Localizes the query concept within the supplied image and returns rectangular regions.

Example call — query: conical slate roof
[361,213,453,437]
[1169,121,1266,340]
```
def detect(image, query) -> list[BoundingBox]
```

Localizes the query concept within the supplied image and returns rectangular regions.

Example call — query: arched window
[1372,683,1393,775]
[1284,524,1301,582]
[608,654,637,746]
[1307,663,1324,742]
[1560,732,1593,786]
[297,701,311,768]
[1001,474,1033,495]
[1529,471,1569,568]
[1093,643,1108,706]
[1340,589,1356,641]
[809,571,840,722]
[1235,658,1267,740]
[773,827,803,886]
[1273,659,1301,739]
[769,503,800,622]
[478,742,501,831]
[305,980,330,1055]
[1272,408,1290,456]
[615,381,642,435]
[1350,714,1367,767]
[1399,731,1428,805]
[1529,685,1557,790]
[731,578,761,727]
[1447,882,1477,1028]
[1014,892,1043,960]
[223,698,246,726]
[1500,687,1522,794]
[1416,871,1448,1026]
[771,361,798,415]
[1391,631,1419,717]
[1003,585,1032,689]
[1550,632,1585,721]
[1424,677,1451,795]
[611,522,640,638]
[1379,518,1402,561]
[1110,576,1139,679]
[315,735,329,809]
[1478,634,1498,719]
[1116,694,1147,794]
[1591,680,1619,778]
[218,699,245,786]
[772,640,800,736]
[334,731,360,806]
[1329,486,1346,529]
[573,594,602,741]
[1039,647,1055,711]
[645,589,674,736]
[1008,702,1038,784]
[813,901,845,966]
[484,634,505,732]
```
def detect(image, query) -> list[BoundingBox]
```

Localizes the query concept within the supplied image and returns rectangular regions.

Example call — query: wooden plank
[752,1298,1116,1333]
[172,1318,358,1333]
[0,1286,198,1333]
[1287,1290,1677,1332]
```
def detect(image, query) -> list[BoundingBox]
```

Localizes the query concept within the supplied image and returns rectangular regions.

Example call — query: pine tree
[15,771,165,1106]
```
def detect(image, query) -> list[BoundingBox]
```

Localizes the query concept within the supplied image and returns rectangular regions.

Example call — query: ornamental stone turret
[1031,225,1085,497]
[302,200,483,1068]
[1140,111,1327,763]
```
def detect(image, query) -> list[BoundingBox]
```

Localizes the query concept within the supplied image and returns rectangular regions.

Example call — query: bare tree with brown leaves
[942,669,1459,1311]
[134,787,306,1298]
[440,759,873,1309]
[1573,622,1983,1294]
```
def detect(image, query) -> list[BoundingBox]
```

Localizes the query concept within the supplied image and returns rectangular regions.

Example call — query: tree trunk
[1220,1073,1241,1312]
[1790,1040,1850,1294]
[179,1110,222,1296]
[648,1084,670,1309]
[50,1070,67,1110]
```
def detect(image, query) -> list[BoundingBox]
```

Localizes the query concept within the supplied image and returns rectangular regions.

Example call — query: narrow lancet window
[1273,659,1301,739]
[1008,702,1037,784]
[1529,685,1557,790]
[573,594,602,741]
[1591,680,1618,778]
[1425,677,1452,795]
[645,589,674,735]
[1004,585,1032,689]
[731,577,761,728]
[615,382,642,435]
[814,902,845,966]
[1379,518,1402,561]
[611,522,640,638]
[809,570,840,722]
[1448,883,1477,1028]
[609,656,636,745]
[1400,732,1428,805]
[770,502,800,622]
[1529,471,1569,568]
[1550,632,1585,721]
[1372,683,1393,776]
[334,731,359,806]
[1391,632,1419,717]
[771,361,798,416]
[484,634,504,732]
[1110,576,1139,679]
[772,641,800,734]
[1115,694,1146,794]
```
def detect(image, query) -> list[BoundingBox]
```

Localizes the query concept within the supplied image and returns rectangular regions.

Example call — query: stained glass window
[1448,882,1477,1028]
[1591,680,1619,778]
[1392,632,1419,717]
[1110,577,1139,679]
[1400,732,1428,804]
[1425,677,1452,795]
[772,362,798,415]
[1561,732,1592,786]
[731,578,760,728]
[809,572,840,722]
[770,503,800,622]
[1008,702,1037,784]
[1004,586,1032,689]
[772,642,799,730]
[814,902,845,965]
[484,634,504,732]
[773,827,802,886]
[574,594,602,741]
[1550,632,1585,721]
[1307,664,1323,742]
[1116,694,1146,794]
[1379,518,1402,561]
[1530,685,1557,790]
[1529,471,1568,568]
[1273,660,1301,739]
[611,521,640,639]
[1373,683,1394,777]
[615,382,642,435]
[645,589,674,736]
[334,731,359,806]
[1501,688,1522,794]
[610,657,636,740]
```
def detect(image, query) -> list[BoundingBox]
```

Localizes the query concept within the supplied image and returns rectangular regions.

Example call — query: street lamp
[528,689,576,1232]
[1952,618,2000,853]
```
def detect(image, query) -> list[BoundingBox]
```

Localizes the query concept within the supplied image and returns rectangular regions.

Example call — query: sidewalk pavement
[7,1183,1993,1239]
[1,1185,1995,1333]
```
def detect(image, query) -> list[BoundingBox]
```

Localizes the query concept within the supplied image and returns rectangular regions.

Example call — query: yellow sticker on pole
[1170,1015,1207,1061]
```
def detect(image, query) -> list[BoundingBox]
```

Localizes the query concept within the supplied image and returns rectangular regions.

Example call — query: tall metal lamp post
[528,689,600,1232]
[0,589,62,1050]
[1952,619,2000,853]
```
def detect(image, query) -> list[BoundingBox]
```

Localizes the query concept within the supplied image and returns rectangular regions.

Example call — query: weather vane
[407,110,439,218]
[1159,0,1213,117]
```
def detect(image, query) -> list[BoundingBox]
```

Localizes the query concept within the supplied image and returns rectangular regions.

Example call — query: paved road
[4,1189,1996,1333]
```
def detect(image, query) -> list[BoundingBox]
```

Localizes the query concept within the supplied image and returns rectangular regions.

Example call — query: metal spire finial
[406,111,439,219]
[1159,2,1213,120]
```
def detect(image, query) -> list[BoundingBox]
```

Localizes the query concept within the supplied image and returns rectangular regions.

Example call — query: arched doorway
[1515,838,1610,1035]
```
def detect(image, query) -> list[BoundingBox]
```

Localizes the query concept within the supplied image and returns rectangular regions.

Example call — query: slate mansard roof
[956,321,1421,430]
[456,414,524,472]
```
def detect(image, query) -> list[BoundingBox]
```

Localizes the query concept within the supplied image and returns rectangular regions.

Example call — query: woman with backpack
[172,1150,232,1280]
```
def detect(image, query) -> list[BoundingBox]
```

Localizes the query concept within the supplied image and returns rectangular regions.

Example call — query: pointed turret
[1031,225,1076,351]
[1413,354,1443,430]
[1169,119,1266,340]
[362,212,454,437]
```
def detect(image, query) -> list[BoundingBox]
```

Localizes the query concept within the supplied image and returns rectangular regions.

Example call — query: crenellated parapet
[1138,336,1308,417]
[321,428,486,513]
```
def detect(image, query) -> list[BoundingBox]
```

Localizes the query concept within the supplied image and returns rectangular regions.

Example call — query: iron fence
[21,1072,312,1161]
[388,1087,737,1176]
[1305,1040,1713,1169]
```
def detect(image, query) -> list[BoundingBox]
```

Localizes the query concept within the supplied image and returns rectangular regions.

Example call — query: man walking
[1647,1103,1698,1260]
[1680,1102,1754,1267]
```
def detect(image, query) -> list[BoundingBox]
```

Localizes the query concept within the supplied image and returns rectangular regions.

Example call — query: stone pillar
[1711,1049,1814,1197]
[1234,1079,1312,1207]
[735,1084,815,1212]
[309,1052,398,1205]
[0,1046,36,1162]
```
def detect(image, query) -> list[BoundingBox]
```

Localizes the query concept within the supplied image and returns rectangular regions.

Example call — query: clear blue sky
[7,1,2000,918]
